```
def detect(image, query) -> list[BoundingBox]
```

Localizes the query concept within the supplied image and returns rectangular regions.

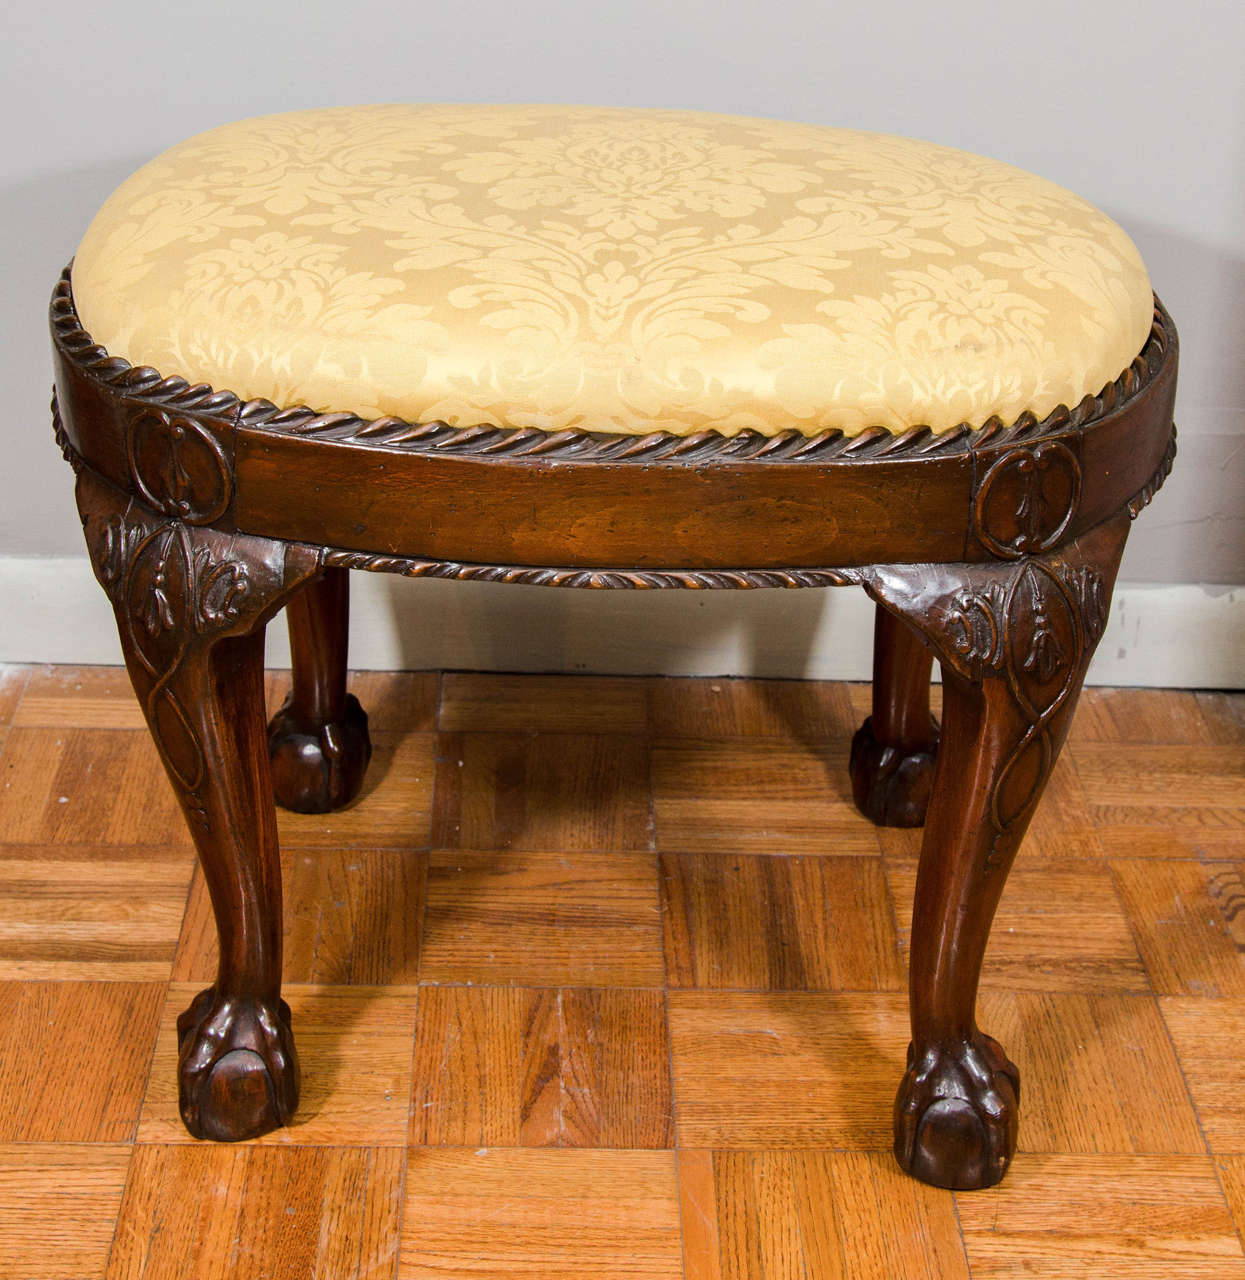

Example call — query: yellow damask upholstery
[73,105,1154,437]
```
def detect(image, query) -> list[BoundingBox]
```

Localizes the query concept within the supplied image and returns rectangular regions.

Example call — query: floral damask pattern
[73,105,1153,436]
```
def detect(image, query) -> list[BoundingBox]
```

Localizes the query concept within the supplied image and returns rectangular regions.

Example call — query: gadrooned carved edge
[52,395,81,473]
[51,266,1173,465]
[1127,428,1177,518]
[319,550,858,590]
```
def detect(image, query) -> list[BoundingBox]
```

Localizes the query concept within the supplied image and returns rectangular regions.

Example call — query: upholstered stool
[50,105,1177,1190]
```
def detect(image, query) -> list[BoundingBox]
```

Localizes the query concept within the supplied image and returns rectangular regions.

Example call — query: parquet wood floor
[0,665,1242,1278]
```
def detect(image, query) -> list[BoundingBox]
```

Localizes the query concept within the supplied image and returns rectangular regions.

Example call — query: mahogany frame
[50,267,1177,1189]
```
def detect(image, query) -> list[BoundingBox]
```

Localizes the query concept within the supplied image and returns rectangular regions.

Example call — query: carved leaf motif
[194,551,249,628]
[866,541,1120,876]
[946,583,1006,670]
[142,527,180,638]
[97,515,134,597]
[1060,565,1108,645]
[1020,576,1065,683]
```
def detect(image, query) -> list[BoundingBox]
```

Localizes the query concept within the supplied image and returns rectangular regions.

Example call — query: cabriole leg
[268,567,372,814]
[850,604,938,826]
[863,513,1129,1188]
[77,469,319,1141]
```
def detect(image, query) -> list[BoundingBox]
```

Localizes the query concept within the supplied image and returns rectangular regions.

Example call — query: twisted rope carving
[319,549,858,590]
[51,266,1172,465]
[1127,429,1178,518]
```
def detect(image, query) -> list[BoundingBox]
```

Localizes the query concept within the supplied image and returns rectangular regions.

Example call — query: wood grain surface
[0,665,1242,1277]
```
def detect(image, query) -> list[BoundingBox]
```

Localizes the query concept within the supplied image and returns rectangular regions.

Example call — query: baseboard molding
[3,555,1241,687]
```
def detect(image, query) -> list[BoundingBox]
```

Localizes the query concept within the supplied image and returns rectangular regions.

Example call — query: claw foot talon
[849,715,939,827]
[894,1033,1019,1189]
[176,986,300,1141]
[267,692,371,813]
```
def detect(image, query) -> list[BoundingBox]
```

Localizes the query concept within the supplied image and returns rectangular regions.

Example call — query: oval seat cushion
[72,104,1154,438]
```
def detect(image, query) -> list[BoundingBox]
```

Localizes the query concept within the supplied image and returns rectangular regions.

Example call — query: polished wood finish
[873,515,1132,1186]
[402,1149,684,1279]
[47,261,1179,1193]
[850,605,938,827]
[2,670,1244,1275]
[411,986,673,1148]
[74,468,317,1142]
[109,1144,404,1280]
[268,567,372,814]
[51,271,1177,577]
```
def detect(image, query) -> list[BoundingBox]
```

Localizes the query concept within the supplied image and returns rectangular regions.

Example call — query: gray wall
[4,1,1242,585]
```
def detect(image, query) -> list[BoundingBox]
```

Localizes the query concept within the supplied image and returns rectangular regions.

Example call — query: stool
[50,105,1177,1190]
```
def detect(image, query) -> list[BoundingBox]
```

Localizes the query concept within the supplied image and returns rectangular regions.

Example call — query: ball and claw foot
[176,986,300,1142]
[894,1033,1020,1190]
[849,716,939,828]
[267,693,372,814]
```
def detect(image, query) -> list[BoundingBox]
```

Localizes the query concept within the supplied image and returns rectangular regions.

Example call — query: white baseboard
[2,555,1241,688]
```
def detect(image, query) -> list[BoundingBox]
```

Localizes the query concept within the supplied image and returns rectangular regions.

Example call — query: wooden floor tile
[108,1144,403,1280]
[1073,743,1245,829]
[0,728,191,847]
[267,668,438,735]
[0,1144,130,1280]
[174,848,425,986]
[979,991,1204,1155]
[433,732,651,851]
[955,1154,1245,1277]
[1019,754,1107,859]
[653,741,879,856]
[13,665,144,730]
[650,678,854,741]
[0,981,164,1142]
[873,825,924,860]
[399,1148,683,1279]
[0,665,31,725]
[661,853,904,991]
[1112,860,1245,995]
[1097,825,1245,860]
[1213,1155,1245,1247]
[1161,997,1245,1153]
[422,851,663,986]
[668,992,906,1149]
[875,754,1102,863]
[2,669,1242,1272]
[668,991,1203,1154]
[1072,739,1245,859]
[684,1149,970,1280]
[677,1150,725,1280]
[1195,691,1245,746]
[887,860,1147,993]
[411,985,672,1148]
[278,732,435,849]
[847,681,944,726]
[0,844,192,980]
[440,673,649,734]
[1068,686,1214,745]
[138,985,418,1146]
